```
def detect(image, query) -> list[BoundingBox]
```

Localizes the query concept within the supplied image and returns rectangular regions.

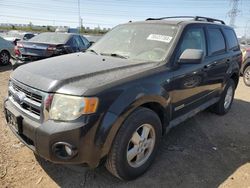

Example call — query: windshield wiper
[100,53,128,59]
[86,49,99,55]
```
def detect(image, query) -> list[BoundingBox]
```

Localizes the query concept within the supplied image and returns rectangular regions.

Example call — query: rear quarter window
[207,28,226,55]
[223,29,239,50]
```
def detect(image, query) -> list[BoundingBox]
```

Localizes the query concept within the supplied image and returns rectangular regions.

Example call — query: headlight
[49,94,99,121]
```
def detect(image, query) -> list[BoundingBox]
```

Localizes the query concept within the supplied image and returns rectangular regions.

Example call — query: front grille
[11,82,42,103]
[9,80,44,120]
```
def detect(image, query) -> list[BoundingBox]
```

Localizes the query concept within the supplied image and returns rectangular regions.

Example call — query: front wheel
[105,107,162,180]
[243,66,250,86]
[210,79,235,115]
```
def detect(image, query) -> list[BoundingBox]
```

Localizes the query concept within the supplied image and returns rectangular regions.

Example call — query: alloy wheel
[0,52,9,65]
[126,124,156,168]
[224,86,233,109]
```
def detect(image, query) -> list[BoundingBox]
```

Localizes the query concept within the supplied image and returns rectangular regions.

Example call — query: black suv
[4,16,241,180]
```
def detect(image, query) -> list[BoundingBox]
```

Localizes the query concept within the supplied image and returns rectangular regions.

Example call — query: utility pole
[228,0,240,28]
[78,0,81,33]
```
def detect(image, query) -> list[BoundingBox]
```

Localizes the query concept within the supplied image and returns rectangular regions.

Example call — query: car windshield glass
[89,23,178,62]
[29,32,69,44]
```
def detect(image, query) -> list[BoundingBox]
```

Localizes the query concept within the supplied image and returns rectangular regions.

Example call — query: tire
[243,66,250,86]
[0,51,10,66]
[210,79,235,115]
[105,107,162,180]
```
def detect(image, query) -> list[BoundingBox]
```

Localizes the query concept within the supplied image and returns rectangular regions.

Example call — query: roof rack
[146,16,225,25]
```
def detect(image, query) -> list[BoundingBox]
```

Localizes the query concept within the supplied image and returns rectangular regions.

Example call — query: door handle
[203,63,216,71]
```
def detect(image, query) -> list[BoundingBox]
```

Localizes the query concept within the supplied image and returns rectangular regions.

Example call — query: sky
[0,0,250,36]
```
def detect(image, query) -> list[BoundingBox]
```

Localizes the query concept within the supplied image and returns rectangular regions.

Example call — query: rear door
[222,28,241,73]
[205,26,232,91]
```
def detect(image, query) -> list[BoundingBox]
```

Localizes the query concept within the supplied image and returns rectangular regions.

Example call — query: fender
[221,58,240,91]
[94,83,171,157]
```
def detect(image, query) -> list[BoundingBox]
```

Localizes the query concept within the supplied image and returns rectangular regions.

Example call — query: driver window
[178,28,206,58]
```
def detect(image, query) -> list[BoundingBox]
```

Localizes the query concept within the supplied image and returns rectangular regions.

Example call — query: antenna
[228,0,240,28]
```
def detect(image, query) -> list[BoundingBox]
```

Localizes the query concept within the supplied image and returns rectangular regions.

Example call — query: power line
[228,0,240,28]
[0,14,113,26]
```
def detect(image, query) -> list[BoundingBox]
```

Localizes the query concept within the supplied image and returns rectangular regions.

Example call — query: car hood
[11,52,158,95]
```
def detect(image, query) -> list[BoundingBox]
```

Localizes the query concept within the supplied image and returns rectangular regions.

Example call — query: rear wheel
[210,79,235,115]
[105,107,162,180]
[0,51,10,66]
[243,66,250,86]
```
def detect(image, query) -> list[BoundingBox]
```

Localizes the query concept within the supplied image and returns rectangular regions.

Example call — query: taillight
[14,46,21,56]
[16,43,23,48]
[47,45,57,51]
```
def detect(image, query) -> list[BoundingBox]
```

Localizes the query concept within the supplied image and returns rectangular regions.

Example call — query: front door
[170,26,223,119]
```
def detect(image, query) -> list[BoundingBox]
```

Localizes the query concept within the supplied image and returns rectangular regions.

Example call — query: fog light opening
[52,142,78,160]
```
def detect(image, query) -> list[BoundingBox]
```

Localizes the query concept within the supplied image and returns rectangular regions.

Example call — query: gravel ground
[0,65,249,188]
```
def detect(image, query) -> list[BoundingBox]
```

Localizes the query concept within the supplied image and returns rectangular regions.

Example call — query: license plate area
[6,110,23,133]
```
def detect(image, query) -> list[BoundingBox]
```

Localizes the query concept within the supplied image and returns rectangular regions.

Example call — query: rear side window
[68,37,78,47]
[81,36,90,47]
[74,36,85,47]
[224,29,239,50]
[207,28,226,55]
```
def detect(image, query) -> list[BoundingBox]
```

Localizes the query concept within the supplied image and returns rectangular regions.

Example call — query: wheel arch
[141,102,169,134]
[95,84,171,158]
[0,49,10,56]
[230,72,239,88]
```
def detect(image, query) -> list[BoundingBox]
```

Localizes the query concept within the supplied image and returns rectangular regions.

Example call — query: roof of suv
[129,16,232,29]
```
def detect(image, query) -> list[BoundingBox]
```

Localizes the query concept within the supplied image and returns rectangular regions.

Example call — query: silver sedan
[0,36,15,65]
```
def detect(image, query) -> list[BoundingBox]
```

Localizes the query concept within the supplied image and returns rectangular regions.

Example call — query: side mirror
[179,49,204,64]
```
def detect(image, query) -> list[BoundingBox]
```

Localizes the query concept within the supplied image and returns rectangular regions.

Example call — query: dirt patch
[0,65,249,188]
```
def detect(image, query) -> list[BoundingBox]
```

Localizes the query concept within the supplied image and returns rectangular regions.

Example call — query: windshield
[29,32,70,44]
[90,23,178,62]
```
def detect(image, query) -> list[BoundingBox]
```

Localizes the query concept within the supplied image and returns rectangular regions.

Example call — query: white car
[2,31,35,45]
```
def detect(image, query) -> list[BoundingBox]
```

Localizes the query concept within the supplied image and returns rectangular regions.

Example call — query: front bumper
[4,99,103,167]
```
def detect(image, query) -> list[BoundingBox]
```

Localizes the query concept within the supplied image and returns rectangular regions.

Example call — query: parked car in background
[0,36,14,65]
[12,32,91,69]
[2,30,35,45]
[55,26,79,34]
[240,45,250,86]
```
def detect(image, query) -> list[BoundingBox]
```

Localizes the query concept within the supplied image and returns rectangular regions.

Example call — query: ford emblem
[13,91,26,105]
